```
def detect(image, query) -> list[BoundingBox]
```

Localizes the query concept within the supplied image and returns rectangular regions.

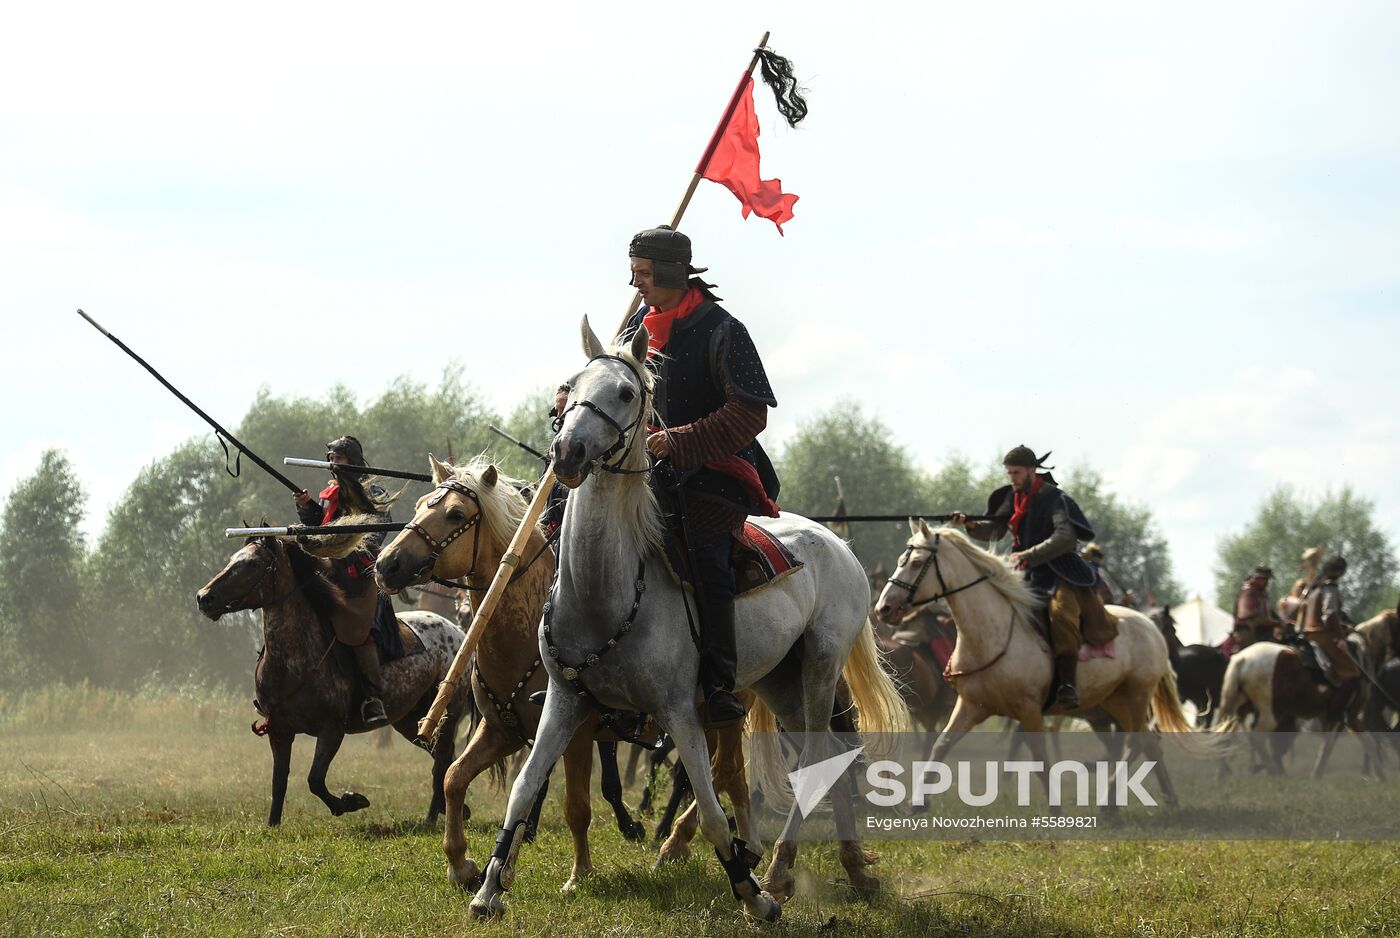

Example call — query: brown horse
[870,609,957,734]
[196,534,470,825]
[376,456,754,892]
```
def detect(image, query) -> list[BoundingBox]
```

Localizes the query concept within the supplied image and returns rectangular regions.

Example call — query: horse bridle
[219,539,308,614]
[886,532,990,608]
[557,354,654,476]
[402,478,486,589]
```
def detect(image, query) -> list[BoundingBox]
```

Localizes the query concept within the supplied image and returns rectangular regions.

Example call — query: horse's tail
[1149,669,1196,735]
[1213,654,1249,734]
[746,695,788,801]
[844,617,913,736]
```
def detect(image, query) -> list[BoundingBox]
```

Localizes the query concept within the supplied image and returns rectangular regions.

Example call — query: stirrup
[361,697,390,728]
[703,690,747,729]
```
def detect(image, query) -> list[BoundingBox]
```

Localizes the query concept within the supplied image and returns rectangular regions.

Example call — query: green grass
[2,714,1399,937]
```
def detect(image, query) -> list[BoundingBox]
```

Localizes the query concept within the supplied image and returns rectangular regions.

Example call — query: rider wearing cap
[615,225,781,728]
[292,435,395,728]
[951,445,1112,710]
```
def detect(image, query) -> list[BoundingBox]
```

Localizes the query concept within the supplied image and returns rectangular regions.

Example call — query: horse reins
[886,532,1015,684]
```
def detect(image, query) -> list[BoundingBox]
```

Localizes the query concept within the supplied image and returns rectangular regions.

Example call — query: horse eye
[446,509,465,522]
[619,387,635,403]
[911,558,924,568]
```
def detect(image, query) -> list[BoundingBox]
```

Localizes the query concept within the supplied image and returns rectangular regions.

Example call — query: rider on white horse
[950,445,1113,710]
[618,224,781,729]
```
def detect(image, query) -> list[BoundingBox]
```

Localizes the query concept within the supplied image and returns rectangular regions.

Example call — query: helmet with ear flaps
[629,225,709,291]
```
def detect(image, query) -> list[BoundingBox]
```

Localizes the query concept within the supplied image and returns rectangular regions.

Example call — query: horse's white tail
[1213,654,1248,734]
[1149,671,1196,735]
[747,619,911,799]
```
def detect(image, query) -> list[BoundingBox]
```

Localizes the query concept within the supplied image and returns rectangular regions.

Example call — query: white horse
[875,521,1194,803]
[467,319,909,922]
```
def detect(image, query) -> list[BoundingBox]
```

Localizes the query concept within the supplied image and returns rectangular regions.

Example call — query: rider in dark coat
[292,435,395,728]
[618,225,781,728]
[952,445,1113,710]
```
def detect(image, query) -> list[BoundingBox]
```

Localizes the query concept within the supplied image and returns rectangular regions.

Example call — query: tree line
[2,375,1393,693]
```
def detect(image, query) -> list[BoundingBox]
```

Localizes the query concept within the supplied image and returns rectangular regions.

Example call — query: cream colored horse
[875,521,1194,804]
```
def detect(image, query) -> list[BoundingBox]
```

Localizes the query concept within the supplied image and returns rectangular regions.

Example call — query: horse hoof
[341,791,370,814]
[760,873,795,905]
[743,891,782,923]
[655,842,690,865]
[623,821,646,843]
[449,860,482,892]
[468,895,504,921]
[849,871,881,899]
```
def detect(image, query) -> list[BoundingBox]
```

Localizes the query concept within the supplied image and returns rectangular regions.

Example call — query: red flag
[701,76,799,234]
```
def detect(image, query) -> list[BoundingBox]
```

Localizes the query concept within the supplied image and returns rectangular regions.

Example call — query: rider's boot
[1052,652,1081,710]
[700,592,747,729]
[352,639,391,728]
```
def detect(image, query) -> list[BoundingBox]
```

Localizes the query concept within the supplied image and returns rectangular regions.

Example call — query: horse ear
[629,324,649,363]
[481,464,498,487]
[260,517,269,527]
[580,315,605,359]
[428,453,450,484]
[918,519,932,538]
[907,517,918,534]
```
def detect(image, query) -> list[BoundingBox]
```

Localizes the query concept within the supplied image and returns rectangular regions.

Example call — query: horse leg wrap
[716,838,762,901]
[491,821,528,891]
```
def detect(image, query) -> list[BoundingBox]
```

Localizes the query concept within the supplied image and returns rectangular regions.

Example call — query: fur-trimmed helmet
[326,435,367,467]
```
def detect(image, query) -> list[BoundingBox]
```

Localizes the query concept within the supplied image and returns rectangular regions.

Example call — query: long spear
[611,30,773,339]
[283,457,433,483]
[417,33,786,745]
[77,310,302,494]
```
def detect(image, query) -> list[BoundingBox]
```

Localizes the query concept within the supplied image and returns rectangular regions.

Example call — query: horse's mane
[601,339,665,555]
[911,526,1044,625]
[442,455,533,549]
[263,536,348,618]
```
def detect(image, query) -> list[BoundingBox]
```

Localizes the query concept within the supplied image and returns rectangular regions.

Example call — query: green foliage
[0,450,92,686]
[1215,485,1400,619]
[1062,467,1186,607]
[774,401,932,569]
[492,388,555,482]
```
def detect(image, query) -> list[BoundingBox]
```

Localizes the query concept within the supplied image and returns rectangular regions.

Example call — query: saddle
[1285,635,1338,688]
[660,522,804,596]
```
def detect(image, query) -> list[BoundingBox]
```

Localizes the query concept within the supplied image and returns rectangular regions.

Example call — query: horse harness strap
[559,354,655,476]
[887,532,990,608]
[473,654,542,742]
[943,608,1017,686]
[404,478,486,588]
[541,559,647,709]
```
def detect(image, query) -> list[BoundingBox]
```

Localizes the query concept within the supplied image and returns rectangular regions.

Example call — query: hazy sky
[4,2,1398,602]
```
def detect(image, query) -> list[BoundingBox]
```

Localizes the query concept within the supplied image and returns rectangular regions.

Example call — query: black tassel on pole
[755,47,809,128]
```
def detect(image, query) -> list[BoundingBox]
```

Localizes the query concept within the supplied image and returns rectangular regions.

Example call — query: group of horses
[192,320,1398,923]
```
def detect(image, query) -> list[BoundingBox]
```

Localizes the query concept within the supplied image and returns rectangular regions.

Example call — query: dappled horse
[1215,636,1384,778]
[464,321,910,922]
[375,455,680,893]
[196,534,469,825]
[875,520,1193,806]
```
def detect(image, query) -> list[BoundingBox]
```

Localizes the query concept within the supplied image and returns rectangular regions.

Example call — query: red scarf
[1008,474,1044,549]
[640,287,704,354]
[318,482,340,525]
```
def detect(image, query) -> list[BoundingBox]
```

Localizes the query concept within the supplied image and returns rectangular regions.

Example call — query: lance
[612,30,773,339]
[226,522,405,539]
[283,457,432,483]
[488,425,550,465]
[806,513,995,524]
[77,310,302,494]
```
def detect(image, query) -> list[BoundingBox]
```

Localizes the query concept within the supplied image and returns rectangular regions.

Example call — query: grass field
[2,689,1399,937]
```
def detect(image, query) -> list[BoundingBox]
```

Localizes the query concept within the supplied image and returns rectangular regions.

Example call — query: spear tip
[76,309,111,336]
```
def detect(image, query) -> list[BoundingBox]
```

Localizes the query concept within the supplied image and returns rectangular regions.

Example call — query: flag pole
[613,30,771,338]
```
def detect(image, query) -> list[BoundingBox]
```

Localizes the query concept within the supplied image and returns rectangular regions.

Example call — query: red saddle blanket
[662,521,804,596]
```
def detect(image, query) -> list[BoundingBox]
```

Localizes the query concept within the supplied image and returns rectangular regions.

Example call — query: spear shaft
[283,457,432,483]
[77,310,302,494]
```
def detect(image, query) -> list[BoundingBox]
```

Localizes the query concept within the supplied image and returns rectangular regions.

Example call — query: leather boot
[700,593,747,729]
[1052,652,1081,710]
[352,640,390,728]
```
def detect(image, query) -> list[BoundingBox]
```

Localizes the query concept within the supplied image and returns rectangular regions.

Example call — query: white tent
[1168,596,1234,647]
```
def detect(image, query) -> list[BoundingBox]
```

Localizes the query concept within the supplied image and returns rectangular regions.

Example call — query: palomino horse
[465,321,909,922]
[375,456,678,892]
[196,535,469,825]
[875,521,1193,804]
[1214,637,1384,778]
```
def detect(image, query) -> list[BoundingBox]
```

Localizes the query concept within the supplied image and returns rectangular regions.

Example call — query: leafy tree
[1215,486,1399,619]
[774,401,929,570]
[492,389,555,483]
[0,450,93,687]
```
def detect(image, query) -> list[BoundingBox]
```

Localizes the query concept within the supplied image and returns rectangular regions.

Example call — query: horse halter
[402,478,486,588]
[557,354,653,475]
[886,532,989,609]
[220,539,304,613]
